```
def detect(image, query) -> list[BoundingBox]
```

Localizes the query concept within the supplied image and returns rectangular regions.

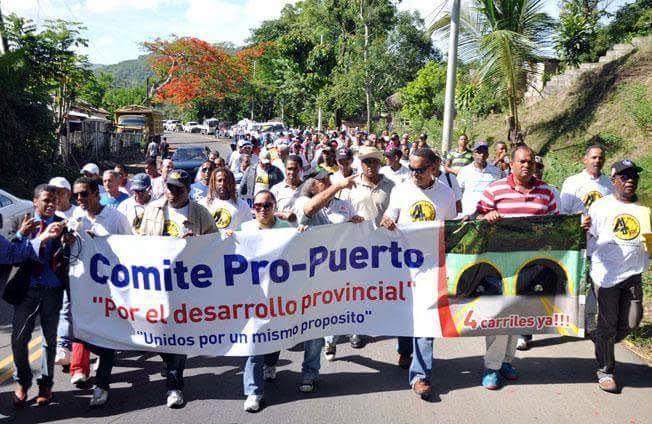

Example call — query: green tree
[433,0,554,142]
[0,14,90,195]
[399,61,447,121]
[102,85,147,114]
[79,71,114,107]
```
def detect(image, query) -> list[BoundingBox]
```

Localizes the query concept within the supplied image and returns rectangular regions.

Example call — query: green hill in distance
[92,55,154,88]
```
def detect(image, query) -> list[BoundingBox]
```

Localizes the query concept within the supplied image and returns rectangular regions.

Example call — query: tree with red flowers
[142,36,266,106]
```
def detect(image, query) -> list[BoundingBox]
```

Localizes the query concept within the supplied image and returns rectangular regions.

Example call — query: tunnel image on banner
[441,215,586,338]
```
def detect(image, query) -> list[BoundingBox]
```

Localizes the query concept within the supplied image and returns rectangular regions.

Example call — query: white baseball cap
[48,177,71,191]
[80,163,100,175]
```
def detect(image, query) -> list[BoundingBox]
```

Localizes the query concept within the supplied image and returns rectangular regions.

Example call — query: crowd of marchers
[1,128,648,413]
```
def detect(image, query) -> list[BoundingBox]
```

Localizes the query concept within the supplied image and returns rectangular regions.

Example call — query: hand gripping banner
[69,216,586,356]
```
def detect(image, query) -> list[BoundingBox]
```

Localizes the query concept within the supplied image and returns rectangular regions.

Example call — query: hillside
[92,55,154,88]
[471,43,651,198]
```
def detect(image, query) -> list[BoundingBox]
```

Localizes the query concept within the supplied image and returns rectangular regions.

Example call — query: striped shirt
[476,174,558,217]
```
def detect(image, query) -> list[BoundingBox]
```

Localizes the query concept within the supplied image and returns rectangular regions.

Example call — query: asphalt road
[0,132,649,423]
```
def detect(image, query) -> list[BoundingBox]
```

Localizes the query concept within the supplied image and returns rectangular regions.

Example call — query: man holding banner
[140,169,217,408]
[475,145,559,390]
[381,148,457,398]
[587,160,648,393]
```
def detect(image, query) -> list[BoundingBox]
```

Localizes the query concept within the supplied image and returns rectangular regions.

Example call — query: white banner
[70,221,444,356]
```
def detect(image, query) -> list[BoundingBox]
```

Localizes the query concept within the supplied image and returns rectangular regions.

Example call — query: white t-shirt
[295,196,355,226]
[380,165,410,185]
[385,179,457,224]
[162,204,190,237]
[202,197,252,230]
[560,170,613,214]
[457,163,503,216]
[117,196,149,233]
[55,205,76,220]
[437,171,462,201]
[271,182,302,212]
[70,205,133,236]
[588,195,650,288]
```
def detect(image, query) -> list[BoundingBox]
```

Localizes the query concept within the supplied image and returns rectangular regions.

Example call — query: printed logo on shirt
[582,191,604,208]
[409,200,436,222]
[212,208,232,229]
[612,214,640,241]
[255,173,270,185]
[163,220,180,237]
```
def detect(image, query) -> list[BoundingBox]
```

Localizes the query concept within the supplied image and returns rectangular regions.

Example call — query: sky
[1,0,625,65]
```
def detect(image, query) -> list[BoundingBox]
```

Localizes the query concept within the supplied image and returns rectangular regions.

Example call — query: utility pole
[317,34,323,132]
[250,60,256,121]
[441,0,461,155]
[0,2,10,55]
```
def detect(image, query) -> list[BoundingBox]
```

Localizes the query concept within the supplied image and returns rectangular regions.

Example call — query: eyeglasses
[409,165,431,175]
[253,202,274,211]
[74,190,90,198]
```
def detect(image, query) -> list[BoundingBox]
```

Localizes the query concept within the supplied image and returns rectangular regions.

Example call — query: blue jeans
[408,337,433,386]
[302,338,324,380]
[243,351,280,395]
[57,290,73,349]
[12,286,63,388]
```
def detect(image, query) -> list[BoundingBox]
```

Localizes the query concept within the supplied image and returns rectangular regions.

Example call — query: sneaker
[598,376,618,393]
[243,394,263,412]
[36,385,52,406]
[70,373,89,387]
[298,377,317,393]
[412,378,432,398]
[516,337,529,351]
[89,386,109,408]
[350,335,366,349]
[398,353,411,369]
[499,362,518,381]
[55,347,71,366]
[263,365,277,381]
[324,342,337,361]
[482,369,502,390]
[166,389,184,408]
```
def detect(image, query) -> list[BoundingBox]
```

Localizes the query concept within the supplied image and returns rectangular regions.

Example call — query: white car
[164,120,182,132]
[0,189,33,238]
[183,121,201,133]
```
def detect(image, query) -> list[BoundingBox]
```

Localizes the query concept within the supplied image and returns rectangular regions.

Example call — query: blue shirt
[100,192,129,209]
[0,236,38,264]
[189,182,209,202]
[17,214,61,288]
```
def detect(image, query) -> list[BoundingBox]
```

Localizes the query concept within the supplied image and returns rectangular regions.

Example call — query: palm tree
[431,0,554,143]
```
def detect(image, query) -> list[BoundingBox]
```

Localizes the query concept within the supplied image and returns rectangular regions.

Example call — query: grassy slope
[471,44,652,357]
[471,45,651,195]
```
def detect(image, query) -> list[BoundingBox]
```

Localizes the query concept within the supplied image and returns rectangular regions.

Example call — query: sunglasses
[253,202,274,211]
[201,167,213,173]
[74,190,90,198]
[615,173,639,181]
[409,165,431,175]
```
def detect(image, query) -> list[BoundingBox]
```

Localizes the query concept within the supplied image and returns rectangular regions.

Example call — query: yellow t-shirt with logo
[588,194,651,287]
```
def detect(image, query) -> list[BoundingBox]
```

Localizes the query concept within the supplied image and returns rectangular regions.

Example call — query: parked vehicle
[200,118,219,135]
[164,119,182,132]
[170,145,210,174]
[114,105,164,142]
[0,189,33,238]
[183,121,201,133]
